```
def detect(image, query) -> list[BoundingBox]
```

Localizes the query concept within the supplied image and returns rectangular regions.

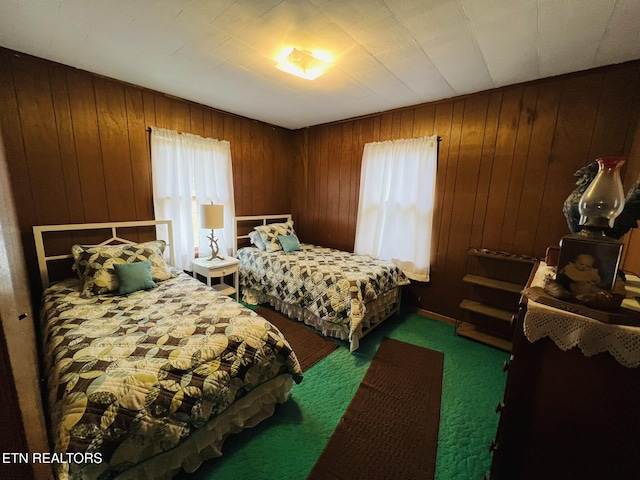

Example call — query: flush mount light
[275,47,333,80]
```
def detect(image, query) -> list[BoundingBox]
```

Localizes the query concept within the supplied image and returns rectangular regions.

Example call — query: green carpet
[176,310,509,480]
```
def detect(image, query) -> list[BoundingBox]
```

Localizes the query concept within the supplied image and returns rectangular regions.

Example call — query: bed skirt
[103,374,293,480]
[242,287,402,351]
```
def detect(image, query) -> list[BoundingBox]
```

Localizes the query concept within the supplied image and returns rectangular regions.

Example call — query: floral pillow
[254,220,296,253]
[71,240,172,297]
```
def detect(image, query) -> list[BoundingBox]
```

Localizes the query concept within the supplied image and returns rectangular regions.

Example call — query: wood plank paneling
[154,94,171,129]
[622,112,640,274]
[12,55,69,226]
[95,77,136,222]
[293,62,640,319]
[291,129,308,239]
[0,52,36,238]
[250,121,266,210]
[338,123,354,251]
[0,48,293,301]
[316,125,330,245]
[50,64,85,224]
[440,99,465,297]
[483,86,522,251]
[469,92,502,250]
[326,123,342,246]
[431,101,454,274]
[124,86,153,220]
[451,94,489,271]
[412,105,435,138]
[590,68,640,159]
[189,104,204,137]
[66,68,110,223]
[500,85,538,252]
[517,80,562,254]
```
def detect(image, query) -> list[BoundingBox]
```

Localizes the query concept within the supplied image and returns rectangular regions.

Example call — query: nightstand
[191,256,240,301]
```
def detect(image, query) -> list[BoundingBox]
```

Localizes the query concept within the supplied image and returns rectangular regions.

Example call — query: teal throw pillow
[114,260,158,295]
[278,234,301,253]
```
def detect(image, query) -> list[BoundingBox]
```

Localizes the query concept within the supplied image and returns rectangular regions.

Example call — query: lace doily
[524,264,640,368]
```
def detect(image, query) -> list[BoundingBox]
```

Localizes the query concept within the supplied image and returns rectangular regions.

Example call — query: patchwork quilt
[236,244,410,338]
[40,271,302,479]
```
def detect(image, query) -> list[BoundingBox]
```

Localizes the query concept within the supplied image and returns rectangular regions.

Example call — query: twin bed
[35,216,408,479]
[34,220,302,480]
[234,215,410,351]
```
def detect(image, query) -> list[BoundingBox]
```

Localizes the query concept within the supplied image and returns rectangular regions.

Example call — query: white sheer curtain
[354,135,438,282]
[150,127,235,270]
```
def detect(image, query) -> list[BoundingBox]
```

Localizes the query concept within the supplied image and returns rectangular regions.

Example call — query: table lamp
[200,203,224,260]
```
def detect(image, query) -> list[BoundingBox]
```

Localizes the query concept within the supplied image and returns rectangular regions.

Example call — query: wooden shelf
[457,247,536,352]
[463,274,523,294]
[466,248,538,264]
[460,299,514,323]
[456,322,512,352]
[212,283,235,296]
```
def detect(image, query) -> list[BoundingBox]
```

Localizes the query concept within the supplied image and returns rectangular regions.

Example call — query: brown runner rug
[308,337,444,480]
[255,306,338,371]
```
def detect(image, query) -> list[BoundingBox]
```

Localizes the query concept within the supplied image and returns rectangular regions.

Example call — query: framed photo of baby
[556,236,623,295]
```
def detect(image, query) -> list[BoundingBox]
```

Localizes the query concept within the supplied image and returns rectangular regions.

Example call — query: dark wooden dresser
[488,263,640,480]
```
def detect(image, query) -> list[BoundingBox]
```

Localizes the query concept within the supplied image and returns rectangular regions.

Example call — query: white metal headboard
[33,220,174,289]
[235,214,292,253]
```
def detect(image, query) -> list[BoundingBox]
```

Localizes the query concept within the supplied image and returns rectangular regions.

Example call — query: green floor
[176,310,510,480]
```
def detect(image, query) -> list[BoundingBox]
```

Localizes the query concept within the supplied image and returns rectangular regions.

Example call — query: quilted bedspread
[40,271,302,479]
[236,244,410,338]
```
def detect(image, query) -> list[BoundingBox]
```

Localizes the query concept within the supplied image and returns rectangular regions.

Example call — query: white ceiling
[1,0,639,130]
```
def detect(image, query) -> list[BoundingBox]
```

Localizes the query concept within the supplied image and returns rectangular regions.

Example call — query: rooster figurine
[563,161,640,239]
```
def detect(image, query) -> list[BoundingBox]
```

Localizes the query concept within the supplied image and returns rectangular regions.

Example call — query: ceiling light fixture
[275,47,333,80]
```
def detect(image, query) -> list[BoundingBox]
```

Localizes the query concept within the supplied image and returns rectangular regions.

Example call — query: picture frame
[556,235,623,294]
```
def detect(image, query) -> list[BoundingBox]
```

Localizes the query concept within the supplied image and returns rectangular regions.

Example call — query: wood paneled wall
[1,46,640,321]
[622,114,640,275]
[0,48,293,299]
[291,62,640,319]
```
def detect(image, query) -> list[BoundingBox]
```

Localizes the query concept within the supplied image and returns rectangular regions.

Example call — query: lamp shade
[200,204,224,229]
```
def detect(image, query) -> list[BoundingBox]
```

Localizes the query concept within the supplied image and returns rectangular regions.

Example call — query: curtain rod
[146,126,188,135]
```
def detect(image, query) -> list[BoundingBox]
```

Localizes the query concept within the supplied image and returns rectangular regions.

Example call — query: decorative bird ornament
[563,162,599,234]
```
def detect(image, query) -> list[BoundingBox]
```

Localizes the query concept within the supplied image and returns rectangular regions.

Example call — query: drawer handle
[489,440,498,452]
[502,355,513,372]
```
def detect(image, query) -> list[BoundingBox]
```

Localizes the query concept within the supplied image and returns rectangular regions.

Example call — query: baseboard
[406,306,457,326]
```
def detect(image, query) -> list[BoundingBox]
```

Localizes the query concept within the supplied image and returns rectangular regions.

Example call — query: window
[150,127,235,270]
[354,135,438,282]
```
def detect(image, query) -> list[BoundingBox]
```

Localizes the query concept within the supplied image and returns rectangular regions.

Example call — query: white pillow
[248,230,267,250]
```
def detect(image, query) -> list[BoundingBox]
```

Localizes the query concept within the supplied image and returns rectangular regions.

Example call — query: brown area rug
[308,337,444,480]
[255,306,338,371]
